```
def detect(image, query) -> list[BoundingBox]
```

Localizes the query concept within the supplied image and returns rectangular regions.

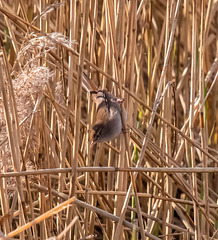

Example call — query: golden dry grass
[0,0,218,239]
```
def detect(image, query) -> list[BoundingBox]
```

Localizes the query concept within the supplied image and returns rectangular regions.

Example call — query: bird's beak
[113,98,124,103]
[90,140,96,148]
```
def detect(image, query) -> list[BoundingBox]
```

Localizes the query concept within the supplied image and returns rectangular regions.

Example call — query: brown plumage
[81,72,124,146]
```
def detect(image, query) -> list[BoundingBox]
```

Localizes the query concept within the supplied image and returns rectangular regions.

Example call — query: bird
[82,72,124,147]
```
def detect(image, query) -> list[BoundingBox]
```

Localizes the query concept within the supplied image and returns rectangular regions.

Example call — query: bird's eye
[96,132,100,139]
[92,123,103,141]
[95,129,101,140]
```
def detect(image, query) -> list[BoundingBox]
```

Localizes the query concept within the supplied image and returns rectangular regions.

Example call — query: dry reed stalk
[108,1,145,239]
[190,1,200,240]
[108,1,145,237]
[199,1,210,239]
[112,2,127,237]
[163,1,175,238]
[114,1,182,238]
[84,0,98,236]
[0,51,32,239]
[55,216,78,240]
[30,180,162,240]
[65,1,89,238]
[20,150,38,239]
[0,166,217,178]
[108,0,145,239]
[0,169,10,234]
[0,5,40,32]
[6,196,75,238]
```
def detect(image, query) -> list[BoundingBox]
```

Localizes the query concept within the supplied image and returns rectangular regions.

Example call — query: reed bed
[0,0,217,239]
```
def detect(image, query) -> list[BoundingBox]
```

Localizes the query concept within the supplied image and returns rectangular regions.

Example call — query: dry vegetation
[0,0,218,239]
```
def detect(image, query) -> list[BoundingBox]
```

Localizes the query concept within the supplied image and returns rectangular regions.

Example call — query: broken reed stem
[6,196,75,238]
[31,183,162,240]
[0,167,217,178]
[56,216,78,240]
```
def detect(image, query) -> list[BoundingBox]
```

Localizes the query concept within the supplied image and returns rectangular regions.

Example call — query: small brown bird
[82,73,124,147]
